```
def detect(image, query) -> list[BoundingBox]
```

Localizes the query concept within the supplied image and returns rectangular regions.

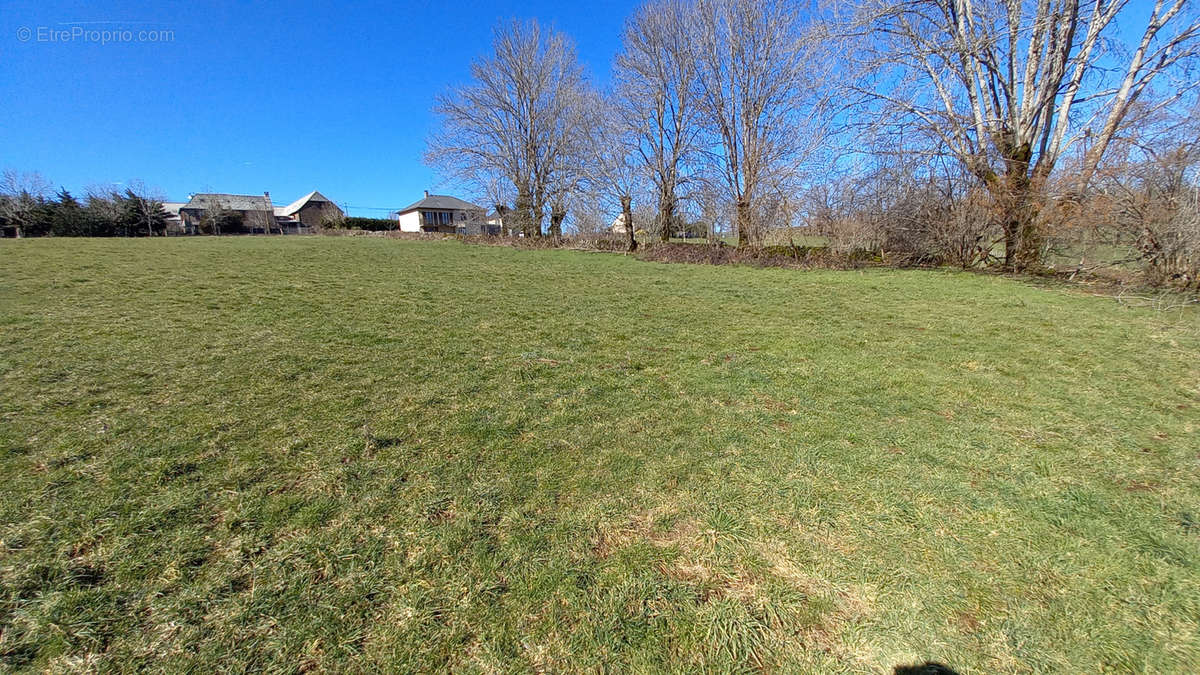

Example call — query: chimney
[424,190,429,198]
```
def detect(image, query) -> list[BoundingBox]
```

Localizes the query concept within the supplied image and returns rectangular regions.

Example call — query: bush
[199,210,245,235]
[334,217,396,231]
[1093,149,1200,289]
[569,233,628,251]
[812,170,997,268]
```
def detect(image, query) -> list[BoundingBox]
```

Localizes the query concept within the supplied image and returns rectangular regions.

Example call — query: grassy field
[1,237,1198,673]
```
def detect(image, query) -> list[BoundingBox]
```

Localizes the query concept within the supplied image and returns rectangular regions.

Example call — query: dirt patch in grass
[593,509,871,661]
[664,563,766,606]
[1123,479,1159,493]
[426,498,457,524]
[591,507,702,559]
[956,610,983,634]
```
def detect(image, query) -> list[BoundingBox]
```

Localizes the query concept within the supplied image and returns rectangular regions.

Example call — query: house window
[422,210,452,226]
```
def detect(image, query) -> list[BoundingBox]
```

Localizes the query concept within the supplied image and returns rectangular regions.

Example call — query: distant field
[1,237,1198,672]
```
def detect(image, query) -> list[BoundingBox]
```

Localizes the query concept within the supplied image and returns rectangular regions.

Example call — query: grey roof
[180,193,272,212]
[397,194,485,214]
[279,190,337,216]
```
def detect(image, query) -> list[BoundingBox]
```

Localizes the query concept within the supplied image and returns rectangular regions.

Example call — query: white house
[486,209,507,234]
[392,191,488,233]
[611,212,630,234]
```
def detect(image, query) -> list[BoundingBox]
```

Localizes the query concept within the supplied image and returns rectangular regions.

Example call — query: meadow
[1,237,1197,672]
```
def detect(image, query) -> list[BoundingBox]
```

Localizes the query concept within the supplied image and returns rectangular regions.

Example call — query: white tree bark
[850,0,1200,268]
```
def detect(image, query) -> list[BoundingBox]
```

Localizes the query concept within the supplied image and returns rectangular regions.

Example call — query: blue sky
[0,0,634,215]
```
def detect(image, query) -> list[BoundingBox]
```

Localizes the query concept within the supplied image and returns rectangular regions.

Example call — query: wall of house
[180,210,201,230]
[453,209,487,234]
[179,208,272,233]
[296,202,341,226]
[454,209,484,225]
[242,209,274,232]
[397,211,422,232]
[396,208,488,233]
[611,212,629,234]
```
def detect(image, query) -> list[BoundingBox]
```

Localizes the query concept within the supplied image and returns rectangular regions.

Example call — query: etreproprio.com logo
[17,25,175,45]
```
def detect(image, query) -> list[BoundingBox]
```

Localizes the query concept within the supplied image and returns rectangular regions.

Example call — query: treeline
[426,0,1200,287]
[0,176,170,238]
[325,217,398,232]
[6,0,1198,288]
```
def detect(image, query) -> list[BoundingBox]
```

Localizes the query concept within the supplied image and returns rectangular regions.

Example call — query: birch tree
[427,19,593,238]
[853,0,1200,270]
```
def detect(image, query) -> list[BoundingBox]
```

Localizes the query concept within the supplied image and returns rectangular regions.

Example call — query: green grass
[1,237,1198,672]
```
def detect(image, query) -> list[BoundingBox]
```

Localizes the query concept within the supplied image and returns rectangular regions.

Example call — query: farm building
[179,193,275,234]
[275,190,343,227]
[179,191,342,234]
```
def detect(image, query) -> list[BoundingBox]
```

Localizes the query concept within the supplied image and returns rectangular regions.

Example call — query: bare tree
[82,184,125,235]
[689,176,732,242]
[545,98,599,240]
[689,0,829,248]
[1124,149,1200,288]
[569,192,612,235]
[585,100,645,252]
[0,170,52,238]
[851,0,1200,270]
[199,205,240,236]
[427,19,593,238]
[615,0,702,242]
[123,180,169,237]
[1070,107,1200,286]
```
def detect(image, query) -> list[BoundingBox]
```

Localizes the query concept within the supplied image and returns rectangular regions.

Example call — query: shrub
[812,171,997,268]
[334,217,397,231]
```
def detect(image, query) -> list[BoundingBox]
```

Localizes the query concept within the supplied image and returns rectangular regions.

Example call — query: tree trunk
[984,145,1042,272]
[994,179,1041,272]
[735,198,752,249]
[658,187,673,243]
[549,204,565,240]
[494,204,510,236]
[515,189,538,238]
[621,195,637,253]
